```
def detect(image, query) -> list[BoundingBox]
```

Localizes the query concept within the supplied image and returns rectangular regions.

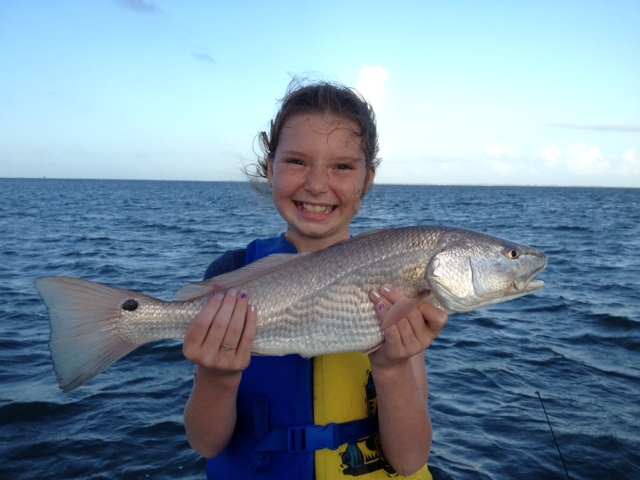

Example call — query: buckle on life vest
[288,424,338,452]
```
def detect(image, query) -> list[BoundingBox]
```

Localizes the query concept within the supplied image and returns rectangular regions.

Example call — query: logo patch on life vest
[339,371,398,477]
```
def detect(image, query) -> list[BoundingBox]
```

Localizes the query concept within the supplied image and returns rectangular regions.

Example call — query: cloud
[488,159,512,175]
[483,145,519,177]
[191,51,215,64]
[540,144,561,165]
[356,66,389,113]
[539,144,640,178]
[484,143,515,159]
[620,147,640,176]
[115,0,160,14]
[564,144,609,175]
[549,123,640,132]
[538,144,609,176]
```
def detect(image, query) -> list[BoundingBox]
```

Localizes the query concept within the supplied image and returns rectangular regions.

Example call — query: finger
[379,286,438,349]
[371,287,419,342]
[184,292,225,352]
[205,289,240,350]
[370,290,409,348]
[418,303,449,337]
[370,288,392,321]
[221,291,250,354]
[236,301,258,356]
[378,284,401,301]
[396,313,431,351]
[393,304,447,353]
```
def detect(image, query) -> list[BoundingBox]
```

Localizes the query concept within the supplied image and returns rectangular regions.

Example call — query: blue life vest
[205,235,317,479]
[204,235,430,479]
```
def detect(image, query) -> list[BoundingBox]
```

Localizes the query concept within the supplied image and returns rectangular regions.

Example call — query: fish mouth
[518,279,545,292]
[514,260,547,292]
[294,201,336,215]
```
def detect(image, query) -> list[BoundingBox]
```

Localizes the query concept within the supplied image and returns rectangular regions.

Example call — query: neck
[284,231,350,253]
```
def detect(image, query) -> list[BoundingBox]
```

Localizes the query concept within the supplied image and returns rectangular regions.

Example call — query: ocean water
[1,178,639,479]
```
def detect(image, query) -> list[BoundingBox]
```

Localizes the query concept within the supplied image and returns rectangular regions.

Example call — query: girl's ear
[267,160,274,185]
[363,167,376,197]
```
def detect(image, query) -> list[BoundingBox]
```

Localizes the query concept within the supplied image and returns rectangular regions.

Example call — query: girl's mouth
[294,201,336,214]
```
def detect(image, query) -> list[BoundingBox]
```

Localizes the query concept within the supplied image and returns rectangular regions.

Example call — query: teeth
[297,202,334,214]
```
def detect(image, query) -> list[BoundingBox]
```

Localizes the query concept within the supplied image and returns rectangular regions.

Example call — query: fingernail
[214,292,225,301]
[240,291,248,300]
[228,289,238,297]
[371,290,381,301]
[382,285,392,294]
[377,303,385,310]
[250,305,257,313]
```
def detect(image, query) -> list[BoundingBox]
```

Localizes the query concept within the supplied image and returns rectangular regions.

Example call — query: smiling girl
[183,78,448,479]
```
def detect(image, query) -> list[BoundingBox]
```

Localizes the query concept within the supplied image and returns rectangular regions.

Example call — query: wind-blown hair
[246,77,381,193]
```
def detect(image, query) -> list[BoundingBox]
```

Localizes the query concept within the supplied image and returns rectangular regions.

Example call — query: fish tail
[34,277,147,392]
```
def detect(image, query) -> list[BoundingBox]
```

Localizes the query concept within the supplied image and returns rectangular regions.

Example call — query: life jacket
[205,234,432,479]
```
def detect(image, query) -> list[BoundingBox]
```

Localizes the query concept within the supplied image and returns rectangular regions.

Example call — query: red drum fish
[35,226,547,391]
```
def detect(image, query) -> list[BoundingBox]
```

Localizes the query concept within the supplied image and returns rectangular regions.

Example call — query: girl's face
[268,113,374,252]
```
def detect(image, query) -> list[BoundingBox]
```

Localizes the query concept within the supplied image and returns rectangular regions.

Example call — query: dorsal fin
[173,252,310,301]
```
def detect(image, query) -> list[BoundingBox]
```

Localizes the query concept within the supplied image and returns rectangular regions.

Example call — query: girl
[183,79,448,479]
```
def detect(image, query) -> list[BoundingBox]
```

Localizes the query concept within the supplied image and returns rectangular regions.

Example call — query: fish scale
[35,226,546,391]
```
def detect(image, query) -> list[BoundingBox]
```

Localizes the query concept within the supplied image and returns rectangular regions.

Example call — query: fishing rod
[536,391,571,480]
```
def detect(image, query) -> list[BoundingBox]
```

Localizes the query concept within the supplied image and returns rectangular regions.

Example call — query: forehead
[277,113,366,159]
[279,113,364,150]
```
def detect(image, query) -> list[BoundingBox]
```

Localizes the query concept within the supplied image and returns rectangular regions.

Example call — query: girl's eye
[286,158,304,165]
[336,164,354,171]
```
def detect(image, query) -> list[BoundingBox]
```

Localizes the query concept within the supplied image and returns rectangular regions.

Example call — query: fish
[34,226,547,392]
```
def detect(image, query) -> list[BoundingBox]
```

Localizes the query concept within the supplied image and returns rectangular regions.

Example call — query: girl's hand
[368,284,448,368]
[182,289,257,377]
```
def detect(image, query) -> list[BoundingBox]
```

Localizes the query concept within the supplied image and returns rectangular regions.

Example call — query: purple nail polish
[240,292,248,300]
[378,303,385,310]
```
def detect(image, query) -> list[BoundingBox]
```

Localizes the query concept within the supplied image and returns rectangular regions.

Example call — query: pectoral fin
[381,290,431,329]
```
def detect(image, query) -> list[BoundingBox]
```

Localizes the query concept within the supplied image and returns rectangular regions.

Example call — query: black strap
[255,417,379,453]
[250,396,378,473]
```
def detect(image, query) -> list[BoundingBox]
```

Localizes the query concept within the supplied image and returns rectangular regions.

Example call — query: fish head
[427,236,547,313]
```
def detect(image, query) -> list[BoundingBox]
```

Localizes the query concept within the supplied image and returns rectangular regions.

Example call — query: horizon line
[1,176,638,189]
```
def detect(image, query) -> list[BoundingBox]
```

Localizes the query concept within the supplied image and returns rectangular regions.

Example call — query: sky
[1,0,639,187]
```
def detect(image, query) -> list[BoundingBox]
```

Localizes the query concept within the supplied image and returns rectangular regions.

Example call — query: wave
[3,180,640,480]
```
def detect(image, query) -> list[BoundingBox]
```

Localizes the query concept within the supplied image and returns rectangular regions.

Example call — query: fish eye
[506,248,520,259]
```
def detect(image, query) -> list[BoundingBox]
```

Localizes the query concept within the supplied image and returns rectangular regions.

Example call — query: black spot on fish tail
[121,299,139,311]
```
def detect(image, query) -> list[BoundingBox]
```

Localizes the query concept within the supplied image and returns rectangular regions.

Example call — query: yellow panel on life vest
[313,353,432,479]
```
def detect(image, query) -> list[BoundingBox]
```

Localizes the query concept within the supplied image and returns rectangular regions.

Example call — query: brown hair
[246,77,381,193]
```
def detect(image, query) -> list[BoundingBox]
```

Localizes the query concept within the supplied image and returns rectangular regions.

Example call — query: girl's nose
[305,168,329,195]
